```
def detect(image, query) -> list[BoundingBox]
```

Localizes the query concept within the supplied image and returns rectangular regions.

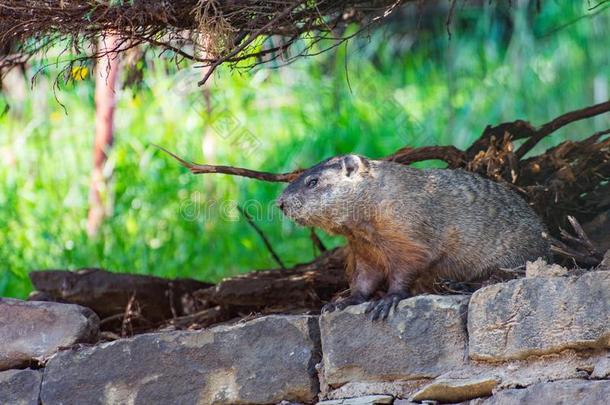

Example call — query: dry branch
[194,247,348,309]
[386,145,466,167]
[466,100,610,158]
[515,100,610,158]
[28,249,348,334]
[154,144,301,182]
[550,216,605,267]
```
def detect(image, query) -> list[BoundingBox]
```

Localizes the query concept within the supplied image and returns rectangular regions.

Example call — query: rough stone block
[468,271,610,361]
[0,369,42,405]
[320,295,469,386]
[0,298,100,370]
[475,379,610,404]
[41,315,320,405]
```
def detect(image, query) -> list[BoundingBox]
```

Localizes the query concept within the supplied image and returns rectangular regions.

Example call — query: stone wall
[1,263,609,404]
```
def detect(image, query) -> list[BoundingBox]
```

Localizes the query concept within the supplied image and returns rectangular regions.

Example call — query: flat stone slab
[320,295,469,386]
[317,395,393,405]
[411,376,499,403]
[323,380,429,401]
[0,298,100,370]
[0,369,42,405]
[41,315,320,405]
[474,379,610,404]
[468,271,610,361]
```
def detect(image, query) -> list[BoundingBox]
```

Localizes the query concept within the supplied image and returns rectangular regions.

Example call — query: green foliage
[1,3,609,298]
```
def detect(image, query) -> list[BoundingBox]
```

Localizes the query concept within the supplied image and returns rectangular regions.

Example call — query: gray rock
[317,395,393,405]
[592,355,610,379]
[601,250,610,270]
[411,376,499,403]
[320,295,469,386]
[525,258,568,278]
[474,379,610,404]
[468,271,610,361]
[392,400,419,405]
[0,368,42,405]
[0,298,100,370]
[393,398,419,405]
[41,315,320,405]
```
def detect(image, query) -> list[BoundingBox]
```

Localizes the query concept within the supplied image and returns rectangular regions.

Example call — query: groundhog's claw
[321,302,339,313]
[321,295,367,313]
[365,293,408,321]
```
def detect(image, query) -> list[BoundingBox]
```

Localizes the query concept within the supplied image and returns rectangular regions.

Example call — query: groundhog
[277,154,551,320]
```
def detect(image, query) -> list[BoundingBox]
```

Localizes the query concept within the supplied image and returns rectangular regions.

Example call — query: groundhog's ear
[342,155,369,177]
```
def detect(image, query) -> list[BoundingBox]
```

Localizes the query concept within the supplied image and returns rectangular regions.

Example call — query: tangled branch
[0,0,408,84]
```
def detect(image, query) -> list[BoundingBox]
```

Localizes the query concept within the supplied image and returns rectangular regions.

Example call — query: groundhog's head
[277,155,372,233]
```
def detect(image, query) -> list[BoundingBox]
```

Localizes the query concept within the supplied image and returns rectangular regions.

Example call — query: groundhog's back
[374,161,551,279]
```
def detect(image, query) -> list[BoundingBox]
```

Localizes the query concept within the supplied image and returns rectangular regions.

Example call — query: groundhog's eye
[306,178,318,188]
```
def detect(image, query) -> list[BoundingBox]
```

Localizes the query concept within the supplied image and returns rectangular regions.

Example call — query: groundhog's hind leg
[365,267,417,320]
[322,260,383,313]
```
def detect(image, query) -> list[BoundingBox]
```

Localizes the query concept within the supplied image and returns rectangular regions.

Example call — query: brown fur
[345,216,432,296]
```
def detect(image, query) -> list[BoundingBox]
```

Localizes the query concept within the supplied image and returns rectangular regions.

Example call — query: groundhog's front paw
[321,295,367,314]
[365,292,410,321]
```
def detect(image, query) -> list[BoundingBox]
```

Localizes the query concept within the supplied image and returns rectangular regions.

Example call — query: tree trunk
[87,35,121,237]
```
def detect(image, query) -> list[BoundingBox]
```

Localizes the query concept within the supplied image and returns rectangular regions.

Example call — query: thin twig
[167,282,178,319]
[164,306,223,330]
[153,144,301,182]
[237,205,286,269]
[121,293,138,337]
[446,0,457,39]
[551,216,604,266]
[310,228,327,253]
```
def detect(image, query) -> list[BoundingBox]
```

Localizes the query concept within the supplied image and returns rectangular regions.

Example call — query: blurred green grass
[1,3,609,298]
